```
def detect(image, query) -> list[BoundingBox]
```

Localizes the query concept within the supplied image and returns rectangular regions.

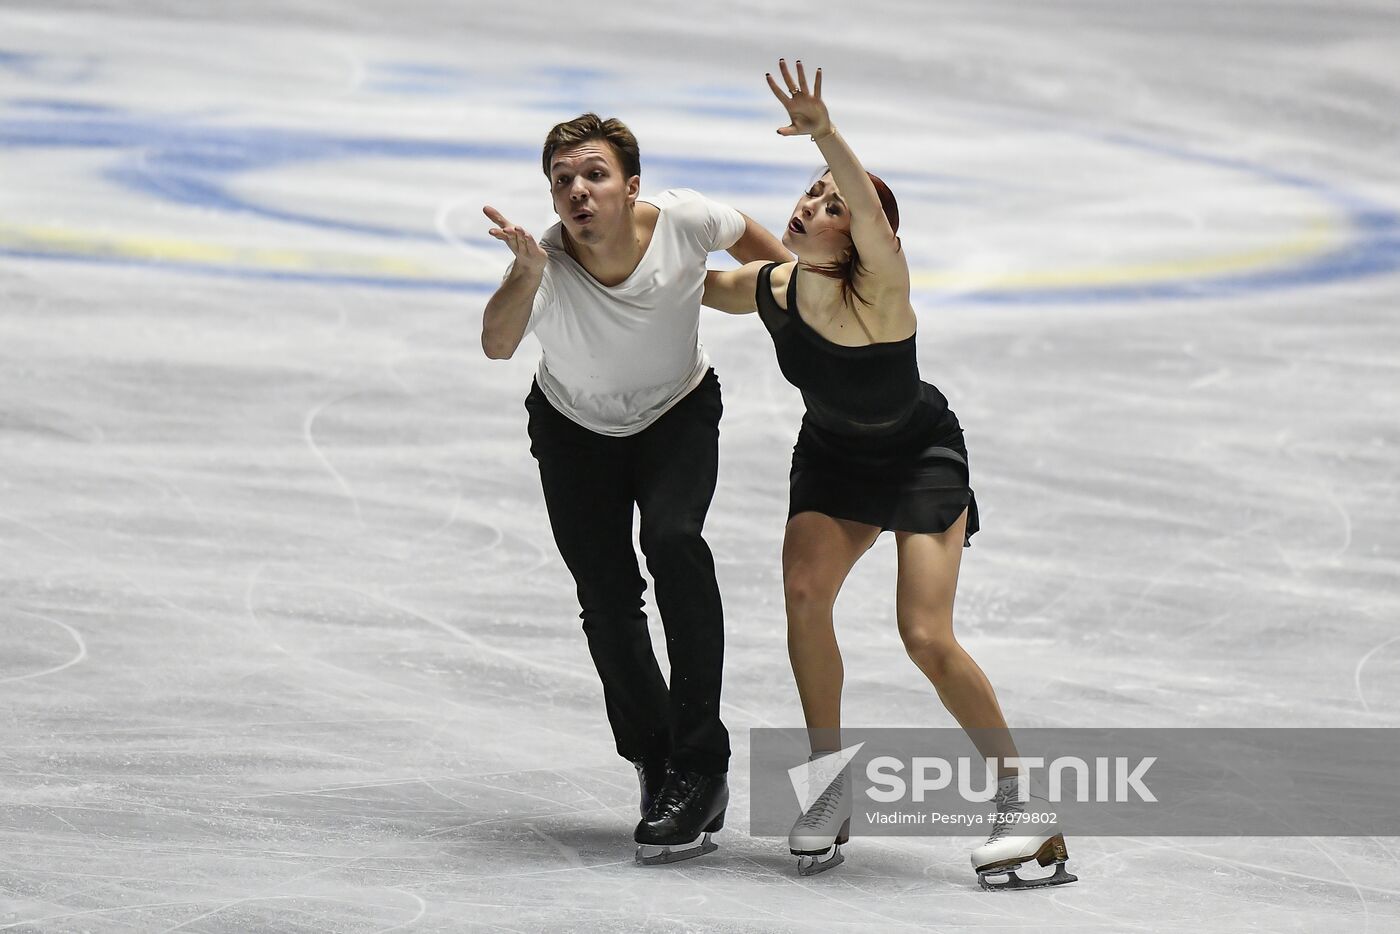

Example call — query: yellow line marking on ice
[0,223,453,278]
[909,217,1340,290]
[0,213,1344,291]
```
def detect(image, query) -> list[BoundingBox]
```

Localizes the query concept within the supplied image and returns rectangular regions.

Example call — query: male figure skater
[481,113,788,863]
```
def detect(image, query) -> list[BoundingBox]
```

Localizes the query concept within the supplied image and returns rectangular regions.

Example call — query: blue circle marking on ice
[0,98,1396,299]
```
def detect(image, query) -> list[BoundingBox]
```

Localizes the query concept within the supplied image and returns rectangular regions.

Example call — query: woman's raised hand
[483,205,546,271]
[766,59,831,139]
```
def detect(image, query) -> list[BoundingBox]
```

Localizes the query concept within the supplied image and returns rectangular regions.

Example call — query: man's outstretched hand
[483,205,547,272]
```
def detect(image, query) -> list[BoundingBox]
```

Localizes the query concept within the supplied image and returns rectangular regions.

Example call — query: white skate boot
[788,754,853,876]
[971,775,1078,891]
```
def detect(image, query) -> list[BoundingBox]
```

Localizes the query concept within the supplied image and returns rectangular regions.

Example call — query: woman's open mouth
[788,218,806,235]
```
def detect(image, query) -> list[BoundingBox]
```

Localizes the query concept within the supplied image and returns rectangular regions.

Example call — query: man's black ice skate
[633,759,667,817]
[633,768,728,865]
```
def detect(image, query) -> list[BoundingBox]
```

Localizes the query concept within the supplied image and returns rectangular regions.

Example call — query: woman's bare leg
[894,509,1019,775]
[782,511,881,754]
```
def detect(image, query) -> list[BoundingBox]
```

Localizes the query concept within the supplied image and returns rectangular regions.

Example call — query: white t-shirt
[519,188,746,436]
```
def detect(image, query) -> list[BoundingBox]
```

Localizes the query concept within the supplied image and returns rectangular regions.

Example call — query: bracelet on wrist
[811,126,836,142]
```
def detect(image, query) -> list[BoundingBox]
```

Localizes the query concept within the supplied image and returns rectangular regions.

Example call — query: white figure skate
[788,754,853,876]
[971,775,1078,891]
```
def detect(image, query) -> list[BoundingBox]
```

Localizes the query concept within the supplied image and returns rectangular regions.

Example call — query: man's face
[548,142,639,246]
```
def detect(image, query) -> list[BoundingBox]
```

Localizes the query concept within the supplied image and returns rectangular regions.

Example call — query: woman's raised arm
[766,60,906,288]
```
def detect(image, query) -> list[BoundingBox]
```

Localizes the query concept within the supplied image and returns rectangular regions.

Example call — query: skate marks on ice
[0,608,87,685]
[1354,606,1400,714]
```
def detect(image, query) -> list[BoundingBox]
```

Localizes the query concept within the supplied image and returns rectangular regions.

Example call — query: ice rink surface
[2,1,1399,930]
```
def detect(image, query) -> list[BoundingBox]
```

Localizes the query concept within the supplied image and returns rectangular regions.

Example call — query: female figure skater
[702,60,1076,890]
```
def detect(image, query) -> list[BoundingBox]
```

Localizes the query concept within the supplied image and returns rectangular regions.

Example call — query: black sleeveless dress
[755,262,979,544]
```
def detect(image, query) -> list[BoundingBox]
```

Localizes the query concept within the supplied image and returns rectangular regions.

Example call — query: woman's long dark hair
[804,168,900,307]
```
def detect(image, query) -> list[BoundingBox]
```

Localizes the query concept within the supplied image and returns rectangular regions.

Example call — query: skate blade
[977,861,1078,891]
[795,843,844,876]
[635,833,718,866]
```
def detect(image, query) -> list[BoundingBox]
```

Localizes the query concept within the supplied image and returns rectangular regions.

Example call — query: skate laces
[650,772,698,817]
[797,773,845,828]
[986,784,1026,843]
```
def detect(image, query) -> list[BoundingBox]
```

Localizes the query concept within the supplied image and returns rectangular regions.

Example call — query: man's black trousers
[525,369,729,775]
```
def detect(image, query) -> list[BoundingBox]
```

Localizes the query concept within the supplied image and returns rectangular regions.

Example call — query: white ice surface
[2,1,1399,931]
